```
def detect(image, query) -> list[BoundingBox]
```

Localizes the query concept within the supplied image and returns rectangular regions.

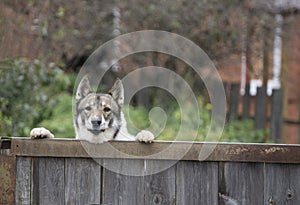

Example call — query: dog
[30,77,154,143]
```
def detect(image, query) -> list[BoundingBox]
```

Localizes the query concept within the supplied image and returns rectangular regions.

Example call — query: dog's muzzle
[87,128,105,135]
[91,119,102,127]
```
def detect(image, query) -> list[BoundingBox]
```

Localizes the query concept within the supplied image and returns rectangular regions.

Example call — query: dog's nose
[91,119,102,126]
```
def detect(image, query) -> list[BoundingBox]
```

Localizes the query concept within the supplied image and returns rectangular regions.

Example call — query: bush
[0,58,72,136]
[39,93,74,138]
[221,119,269,143]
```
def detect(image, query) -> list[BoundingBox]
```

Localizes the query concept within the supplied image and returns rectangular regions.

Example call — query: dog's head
[75,77,124,138]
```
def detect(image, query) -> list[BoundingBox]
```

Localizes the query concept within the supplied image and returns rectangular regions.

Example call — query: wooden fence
[135,82,300,143]
[1,138,300,205]
[225,83,300,143]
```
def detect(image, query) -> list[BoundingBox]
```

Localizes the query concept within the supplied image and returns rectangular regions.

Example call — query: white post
[240,10,248,96]
[250,79,263,96]
[112,6,121,72]
[267,13,283,96]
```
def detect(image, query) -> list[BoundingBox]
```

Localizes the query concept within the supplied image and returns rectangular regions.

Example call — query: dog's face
[75,77,124,140]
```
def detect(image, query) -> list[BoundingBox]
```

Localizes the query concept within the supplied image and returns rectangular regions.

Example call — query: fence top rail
[1,137,300,164]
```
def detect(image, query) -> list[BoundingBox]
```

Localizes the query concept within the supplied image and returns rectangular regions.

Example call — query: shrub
[221,119,269,143]
[0,58,71,136]
[39,93,74,138]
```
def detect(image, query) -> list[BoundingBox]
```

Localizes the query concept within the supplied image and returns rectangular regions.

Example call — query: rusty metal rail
[0,137,15,205]
[0,137,11,150]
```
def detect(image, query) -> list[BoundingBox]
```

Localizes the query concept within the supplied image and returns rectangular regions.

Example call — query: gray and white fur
[30,77,154,144]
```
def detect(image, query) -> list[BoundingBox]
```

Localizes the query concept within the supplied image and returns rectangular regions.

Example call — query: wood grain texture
[10,138,300,164]
[32,157,65,205]
[144,160,176,205]
[265,163,300,205]
[65,158,101,205]
[176,161,218,205]
[102,159,145,205]
[7,139,300,205]
[15,157,31,205]
[218,162,264,205]
[9,155,300,205]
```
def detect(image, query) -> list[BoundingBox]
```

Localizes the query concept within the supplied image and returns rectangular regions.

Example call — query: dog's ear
[76,76,92,101]
[108,78,124,106]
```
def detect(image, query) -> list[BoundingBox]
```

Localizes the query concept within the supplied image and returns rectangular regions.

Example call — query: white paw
[136,130,154,143]
[30,127,54,139]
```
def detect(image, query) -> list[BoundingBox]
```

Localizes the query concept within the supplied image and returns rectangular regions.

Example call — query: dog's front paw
[30,127,54,139]
[136,130,154,143]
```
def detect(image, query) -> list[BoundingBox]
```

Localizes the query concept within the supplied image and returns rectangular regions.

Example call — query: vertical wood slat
[65,158,101,205]
[32,158,65,205]
[218,162,264,205]
[255,86,267,130]
[265,164,300,204]
[144,160,176,205]
[102,159,145,205]
[13,155,300,205]
[15,157,31,205]
[176,161,218,205]
[270,89,284,143]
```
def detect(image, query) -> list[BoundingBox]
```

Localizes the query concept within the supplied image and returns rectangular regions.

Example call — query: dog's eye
[85,106,92,111]
[103,107,111,113]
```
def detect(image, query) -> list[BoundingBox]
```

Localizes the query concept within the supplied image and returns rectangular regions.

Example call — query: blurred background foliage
[0,58,268,142]
[0,0,250,69]
[0,58,74,136]
[1,0,295,142]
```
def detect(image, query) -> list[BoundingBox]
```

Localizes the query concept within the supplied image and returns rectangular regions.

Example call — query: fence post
[299,96,300,143]
[228,84,240,121]
[242,84,251,119]
[255,87,267,130]
[270,89,284,143]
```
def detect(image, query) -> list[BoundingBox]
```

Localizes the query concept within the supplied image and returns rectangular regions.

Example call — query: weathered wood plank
[265,163,300,204]
[10,138,300,164]
[9,151,300,205]
[102,159,145,205]
[218,162,264,205]
[144,160,176,205]
[15,157,31,205]
[12,138,88,158]
[32,158,65,205]
[65,158,101,205]
[64,158,76,205]
[176,161,218,205]
[206,143,300,164]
